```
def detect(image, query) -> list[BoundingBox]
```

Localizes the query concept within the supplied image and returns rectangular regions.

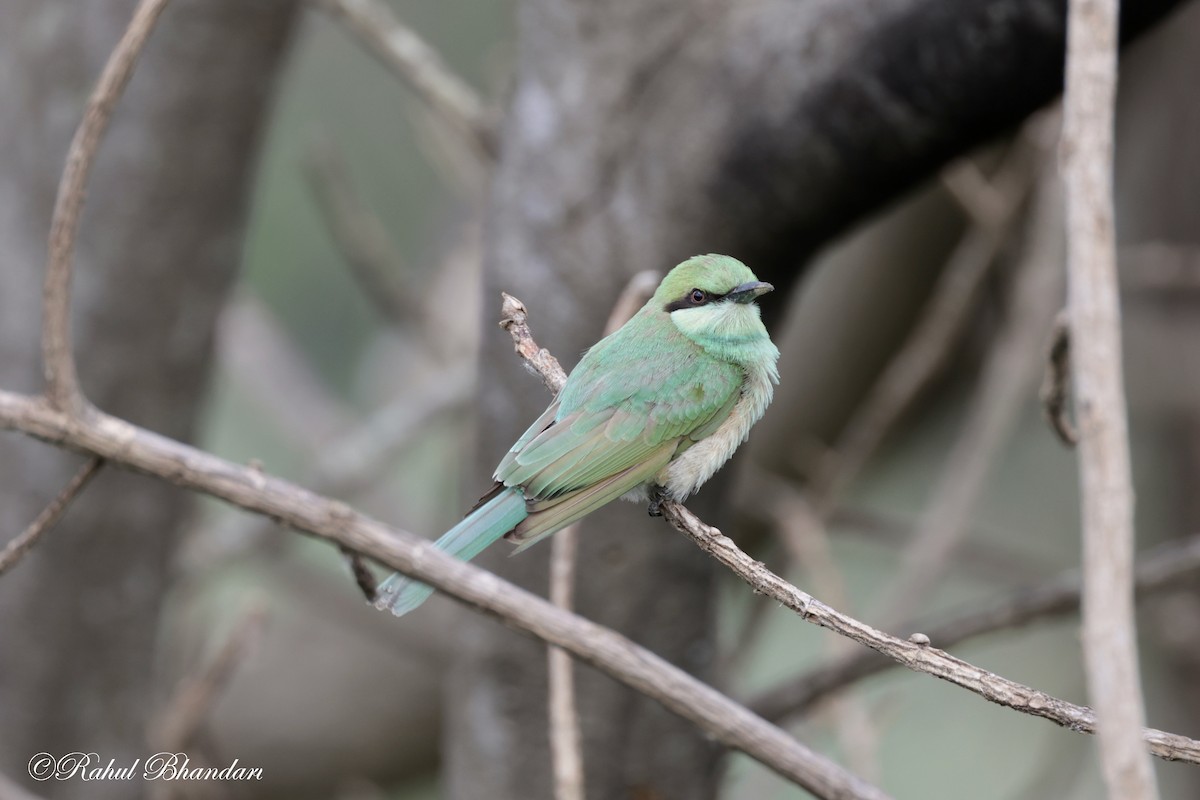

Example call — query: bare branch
[545,270,655,800]
[768,487,880,782]
[0,457,104,577]
[1041,310,1078,446]
[0,390,883,799]
[180,367,471,576]
[749,533,1200,721]
[1063,0,1158,794]
[316,0,496,160]
[41,0,170,414]
[152,602,268,753]
[548,524,585,800]
[655,499,1200,764]
[500,293,568,393]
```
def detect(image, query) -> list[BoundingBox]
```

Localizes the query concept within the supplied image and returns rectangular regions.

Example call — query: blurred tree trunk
[0,2,297,798]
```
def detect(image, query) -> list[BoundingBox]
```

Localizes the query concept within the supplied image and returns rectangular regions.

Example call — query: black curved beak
[726,281,774,304]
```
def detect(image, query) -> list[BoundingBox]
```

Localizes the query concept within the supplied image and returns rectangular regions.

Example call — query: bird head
[653,254,775,355]
[654,254,773,312]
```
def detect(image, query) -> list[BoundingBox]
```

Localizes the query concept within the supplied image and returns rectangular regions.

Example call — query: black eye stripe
[663,288,728,312]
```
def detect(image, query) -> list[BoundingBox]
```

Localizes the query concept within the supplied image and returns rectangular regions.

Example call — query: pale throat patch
[668,299,763,341]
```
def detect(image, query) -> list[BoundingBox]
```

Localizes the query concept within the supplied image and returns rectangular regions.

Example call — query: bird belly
[655,360,775,501]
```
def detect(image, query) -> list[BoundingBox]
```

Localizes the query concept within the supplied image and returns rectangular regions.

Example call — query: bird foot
[646,486,667,517]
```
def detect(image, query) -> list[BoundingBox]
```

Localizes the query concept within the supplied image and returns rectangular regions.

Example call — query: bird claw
[646,486,666,517]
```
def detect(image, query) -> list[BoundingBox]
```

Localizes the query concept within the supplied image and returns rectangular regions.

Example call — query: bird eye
[690,289,707,304]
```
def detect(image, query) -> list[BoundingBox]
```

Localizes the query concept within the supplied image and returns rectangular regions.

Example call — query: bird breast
[655,358,776,501]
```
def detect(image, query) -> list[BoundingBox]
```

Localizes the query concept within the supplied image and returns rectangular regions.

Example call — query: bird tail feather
[373,487,527,616]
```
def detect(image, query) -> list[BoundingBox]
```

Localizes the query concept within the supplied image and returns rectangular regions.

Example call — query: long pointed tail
[373,487,527,616]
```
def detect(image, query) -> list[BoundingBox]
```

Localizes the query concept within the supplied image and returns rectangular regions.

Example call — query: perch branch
[42,0,170,414]
[1062,0,1158,795]
[498,290,1200,765]
[0,457,104,577]
[0,390,883,800]
[749,532,1200,721]
[657,499,1198,764]
[316,0,496,159]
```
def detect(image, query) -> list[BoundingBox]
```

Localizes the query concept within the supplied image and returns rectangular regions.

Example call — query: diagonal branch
[0,389,883,800]
[656,499,1199,764]
[496,289,1200,765]
[41,0,171,414]
[0,457,104,577]
[748,533,1200,722]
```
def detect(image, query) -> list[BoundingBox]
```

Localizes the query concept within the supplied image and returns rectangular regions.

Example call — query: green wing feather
[494,308,742,545]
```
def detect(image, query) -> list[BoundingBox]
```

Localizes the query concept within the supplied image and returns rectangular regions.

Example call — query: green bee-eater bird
[375,254,779,616]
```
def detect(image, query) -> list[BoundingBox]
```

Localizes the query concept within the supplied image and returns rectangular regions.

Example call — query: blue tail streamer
[373,487,527,616]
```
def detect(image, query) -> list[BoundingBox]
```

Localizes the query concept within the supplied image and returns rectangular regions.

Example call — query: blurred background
[1,0,1198,798]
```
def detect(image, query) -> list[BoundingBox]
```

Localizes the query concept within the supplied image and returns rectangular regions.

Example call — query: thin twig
[500,293,568,394]
[1063,0,1158,795]
[748,533,1200,721]
[545,270,656,800]
[180,367,472,577]
[316,0,496,159]
[654,499,1198,763]
[0,390,886,800]
[42,0,170,414]
[548,524,585,800]
[152,602,268,753]
[0,457,104,577]
[1041,310,1078,446]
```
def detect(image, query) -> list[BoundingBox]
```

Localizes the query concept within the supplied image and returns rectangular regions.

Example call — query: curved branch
[41,0,170,413]
[657,500,1199,764]
[0,388,884,800]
